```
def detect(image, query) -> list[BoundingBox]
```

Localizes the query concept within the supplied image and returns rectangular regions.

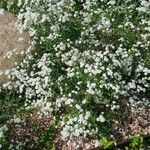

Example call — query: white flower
[0,9,4,15]
[82,99,87,104]
[75,104,81,110]
[0,132,3,138]
[108,0,116,5]
[97,115,106,123]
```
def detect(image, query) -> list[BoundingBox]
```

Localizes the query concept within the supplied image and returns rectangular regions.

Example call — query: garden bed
[0,0,149,150]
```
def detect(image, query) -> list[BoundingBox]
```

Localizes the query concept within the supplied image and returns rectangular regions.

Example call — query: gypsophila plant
[0,0,150,149]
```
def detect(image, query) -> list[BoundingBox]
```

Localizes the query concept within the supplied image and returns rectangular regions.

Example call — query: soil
[112,106,150,143]
[0,10,31,83]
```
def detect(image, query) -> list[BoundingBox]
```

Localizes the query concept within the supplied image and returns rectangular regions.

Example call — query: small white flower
[75,104,81,110]
[97,115,106,123]
[82,99,87,104]
[0,9,4,15]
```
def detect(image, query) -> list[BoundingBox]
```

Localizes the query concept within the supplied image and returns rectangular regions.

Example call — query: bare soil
[0,10,31,83]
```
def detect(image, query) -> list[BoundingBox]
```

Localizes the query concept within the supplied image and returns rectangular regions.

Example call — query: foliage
[129,135,144,149]
[101,137,114,149]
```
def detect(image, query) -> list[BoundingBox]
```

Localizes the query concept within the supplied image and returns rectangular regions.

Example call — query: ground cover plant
[0,0,150,149]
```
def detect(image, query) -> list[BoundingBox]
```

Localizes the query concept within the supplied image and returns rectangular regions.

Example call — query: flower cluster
[10,53,53,102]
[0,125,8,149]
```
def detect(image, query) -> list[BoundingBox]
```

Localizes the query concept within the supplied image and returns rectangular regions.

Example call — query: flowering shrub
[0,0,150,149]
